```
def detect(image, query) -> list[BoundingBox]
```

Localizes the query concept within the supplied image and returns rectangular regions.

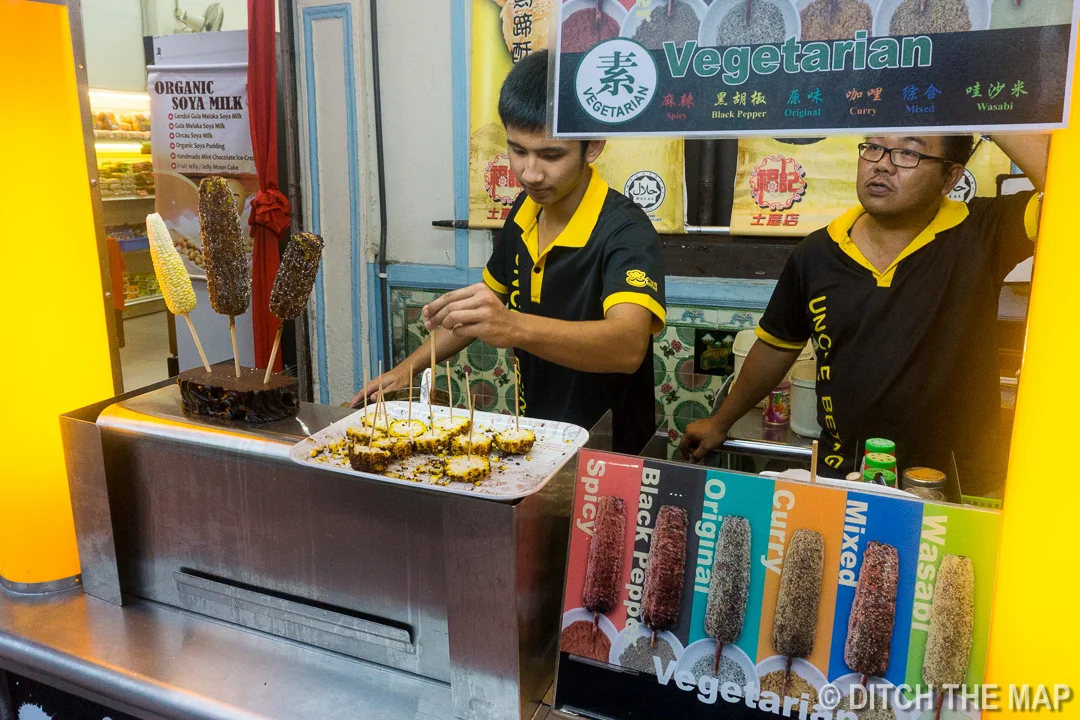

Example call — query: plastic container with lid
[902,467,947,500]
[865,453,897,472]
[863,468,898,488]
[789,359,820,438]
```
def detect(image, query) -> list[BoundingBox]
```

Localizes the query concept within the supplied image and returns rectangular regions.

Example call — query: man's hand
[423,283,517,348]
[680,416,729,462]
[349,365,412,408]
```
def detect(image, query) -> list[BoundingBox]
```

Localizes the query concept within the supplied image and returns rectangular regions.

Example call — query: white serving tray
[289,401,590,501]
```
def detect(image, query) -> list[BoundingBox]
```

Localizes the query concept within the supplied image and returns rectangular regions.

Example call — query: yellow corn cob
[146,213,196,316]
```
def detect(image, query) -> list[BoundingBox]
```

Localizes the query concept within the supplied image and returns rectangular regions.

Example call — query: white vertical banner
[148,63,256,176]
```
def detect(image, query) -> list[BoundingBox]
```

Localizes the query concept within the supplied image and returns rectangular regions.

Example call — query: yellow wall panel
[985,40,1080,712]
[0,0,117,585]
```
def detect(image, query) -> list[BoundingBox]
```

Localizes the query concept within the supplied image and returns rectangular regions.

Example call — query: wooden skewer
[745,0,752,25]
[667,0,674,17]
[920,0,927,12]
[860,674,867,688]
[781,655,793,698]
[378,361,390,435]
[407,365,413,425]
[598,0,605,23]
[713,641,724,674]
[264,325,284,384]
[182,314,212,373]
[933,693,944,720]
[514,356,521,432]
[650,630,657,649]
[467,391,475,462]
[810,439,819,483]
[229,316,241,378]
[446,361,453,420]
[368,393,378,450]
[429,328,437,421]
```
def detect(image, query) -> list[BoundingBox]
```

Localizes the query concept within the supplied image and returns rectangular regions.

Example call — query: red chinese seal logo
[484,153,522,206]
[748,155,807,211]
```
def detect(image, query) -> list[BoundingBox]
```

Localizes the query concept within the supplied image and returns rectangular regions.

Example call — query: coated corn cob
[146,213,196,316]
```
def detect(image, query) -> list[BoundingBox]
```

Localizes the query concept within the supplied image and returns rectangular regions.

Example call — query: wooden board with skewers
[289,360,591,500]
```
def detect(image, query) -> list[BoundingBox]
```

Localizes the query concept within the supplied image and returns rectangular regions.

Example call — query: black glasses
[858,142,954,169]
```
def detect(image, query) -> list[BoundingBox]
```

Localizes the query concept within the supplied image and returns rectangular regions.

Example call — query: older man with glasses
[682,134,1049,497]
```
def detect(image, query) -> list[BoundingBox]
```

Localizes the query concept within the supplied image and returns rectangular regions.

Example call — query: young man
[682,134,1048,496]
[354,51,666,454]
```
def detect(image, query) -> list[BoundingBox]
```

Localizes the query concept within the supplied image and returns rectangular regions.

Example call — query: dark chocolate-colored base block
[178,367,299,423]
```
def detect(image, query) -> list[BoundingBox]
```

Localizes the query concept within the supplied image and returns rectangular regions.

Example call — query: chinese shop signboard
[550,0,1079,136]
[469,0,685,230]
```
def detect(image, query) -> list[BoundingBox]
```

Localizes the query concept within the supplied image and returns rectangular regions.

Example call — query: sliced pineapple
[494,428,536,455]
[349,445,390,473]
[413,429,451,454]
[433,416,471,437]
[389,419,428,439]
[373,436,412,462]
[444,455,491,484]
[451,434,493,456]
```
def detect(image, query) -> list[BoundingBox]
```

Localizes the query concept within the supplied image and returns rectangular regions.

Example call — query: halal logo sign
[748,155,807,211]
[625,170,666,213]
[574,39,657,125]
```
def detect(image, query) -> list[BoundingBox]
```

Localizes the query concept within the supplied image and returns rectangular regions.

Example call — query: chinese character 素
[597,51,638,97]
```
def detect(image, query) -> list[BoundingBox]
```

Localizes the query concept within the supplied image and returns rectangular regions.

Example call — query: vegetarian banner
[549,0,1078,137]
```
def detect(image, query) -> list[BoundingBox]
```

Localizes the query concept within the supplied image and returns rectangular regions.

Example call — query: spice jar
[863,468,898,488]
[864,452,897,473]
[902,467,947,500]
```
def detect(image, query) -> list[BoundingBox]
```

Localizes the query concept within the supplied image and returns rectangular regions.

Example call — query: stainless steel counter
[34,384,607,720]
[0,588,449,720]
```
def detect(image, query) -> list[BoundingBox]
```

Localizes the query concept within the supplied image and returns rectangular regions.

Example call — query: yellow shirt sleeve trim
[1024,193,1041,241]
[755,326,807,351]
[482,267,508,295]
[603,291,666,334]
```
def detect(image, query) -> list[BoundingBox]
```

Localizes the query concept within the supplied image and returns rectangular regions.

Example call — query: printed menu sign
[550,0,1078,137]
[148,65,255,175]
[555,451,1001,720]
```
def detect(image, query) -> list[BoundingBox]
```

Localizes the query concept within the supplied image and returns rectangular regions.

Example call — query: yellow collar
[826,198,969,287]
[514,165,609,262]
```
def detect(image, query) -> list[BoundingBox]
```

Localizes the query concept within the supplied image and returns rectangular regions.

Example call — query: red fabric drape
[248,0,290,370]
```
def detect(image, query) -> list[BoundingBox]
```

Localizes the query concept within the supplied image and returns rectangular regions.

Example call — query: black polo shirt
[483,167,666,454]
[756,192,1039,495]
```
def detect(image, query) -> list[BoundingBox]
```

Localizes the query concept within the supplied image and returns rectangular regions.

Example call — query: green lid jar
[863,468,897,487]
[865,453,897,471]
[864,438,896,456]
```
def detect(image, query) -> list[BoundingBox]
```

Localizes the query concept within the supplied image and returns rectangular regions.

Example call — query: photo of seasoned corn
[373,437,413,462]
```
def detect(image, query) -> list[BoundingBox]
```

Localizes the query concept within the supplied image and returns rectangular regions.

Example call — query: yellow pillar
[985,43,1080,710]
[0,0,118,587]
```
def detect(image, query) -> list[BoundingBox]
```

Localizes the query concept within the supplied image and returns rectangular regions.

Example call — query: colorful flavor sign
[556,450,1002,720]
[550,0,1078,137]
[469,0,685,231]
[730,135,1013,235]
